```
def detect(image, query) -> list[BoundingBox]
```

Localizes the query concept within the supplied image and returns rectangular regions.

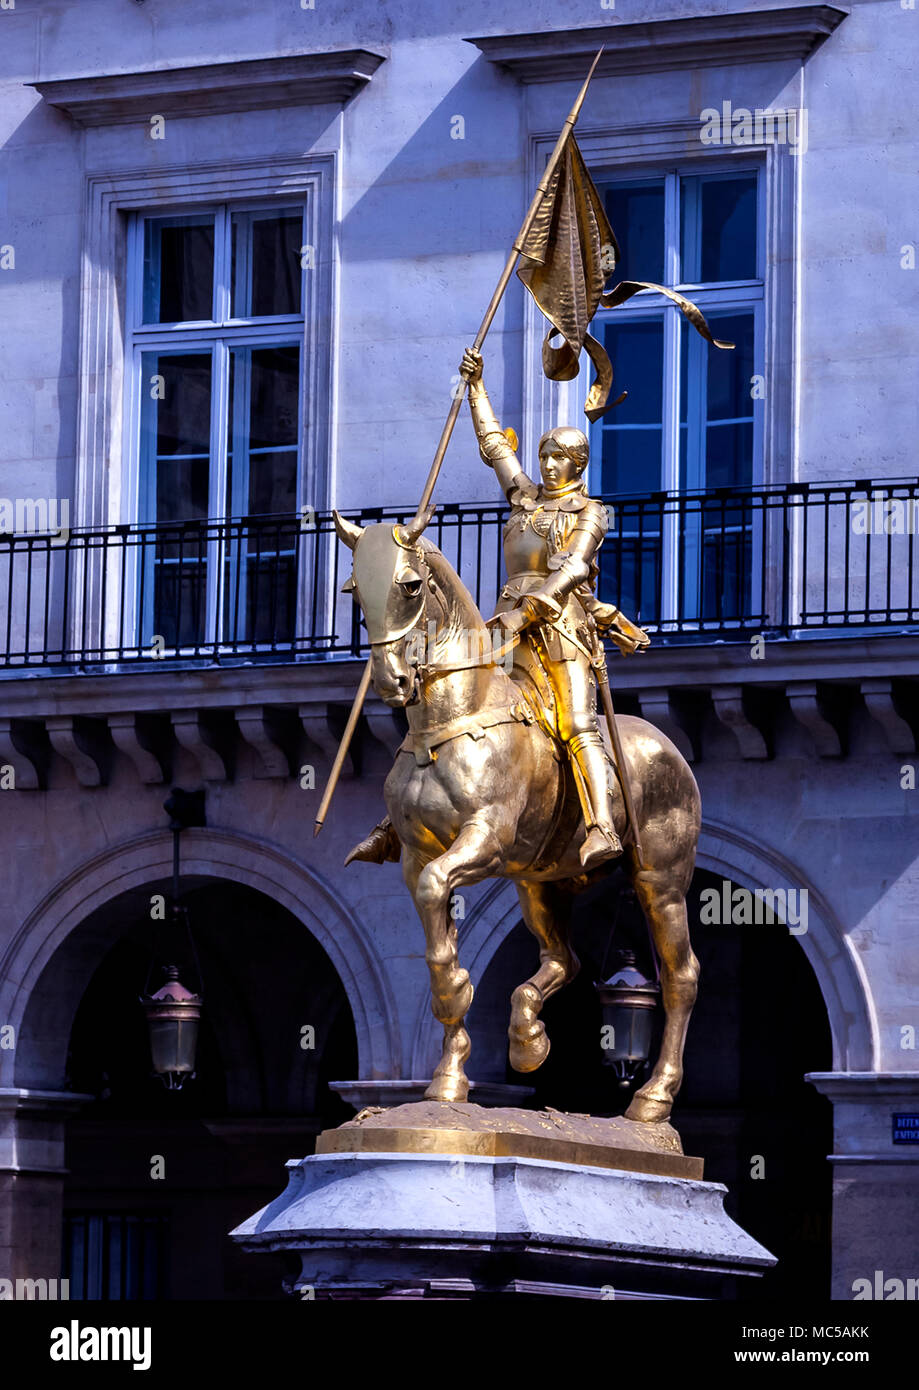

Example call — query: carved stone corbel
[236,706,292,779]
[711,685,768,760]
[786,681,842,758]
[171,711,230,782]
[636,690,697,762]
[860,679,916,755]
[364,705,403,760]
[108,712,167,784]
[45,716,108,787]
[299,704,340,766]
[0,719,44,789]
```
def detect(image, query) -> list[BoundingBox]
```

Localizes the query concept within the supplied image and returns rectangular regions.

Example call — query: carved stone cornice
[30,49,386,127]
[0,630,915,787]
[466,6,847,83]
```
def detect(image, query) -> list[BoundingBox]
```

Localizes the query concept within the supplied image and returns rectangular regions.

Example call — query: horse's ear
[333,510,364,550]
[340,575,356,593]
[396,503,436,547]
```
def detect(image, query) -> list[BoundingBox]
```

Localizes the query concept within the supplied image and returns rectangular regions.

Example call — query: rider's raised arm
[460,348,536,504]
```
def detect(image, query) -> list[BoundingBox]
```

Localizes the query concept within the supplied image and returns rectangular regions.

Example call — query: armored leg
[568,729,623,870]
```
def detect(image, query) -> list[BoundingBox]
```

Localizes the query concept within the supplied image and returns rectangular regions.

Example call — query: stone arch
[0,827,400,1091]
[409,819,877,1075]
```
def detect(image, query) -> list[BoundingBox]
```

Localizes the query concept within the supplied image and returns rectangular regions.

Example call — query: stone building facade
[0,0,917,1299]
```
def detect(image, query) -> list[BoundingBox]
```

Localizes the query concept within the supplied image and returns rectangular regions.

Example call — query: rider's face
[539,446,579,490]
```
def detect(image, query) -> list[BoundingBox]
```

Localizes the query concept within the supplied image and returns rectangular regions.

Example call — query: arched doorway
[20,876,358,1300]
[470,865,833,1299]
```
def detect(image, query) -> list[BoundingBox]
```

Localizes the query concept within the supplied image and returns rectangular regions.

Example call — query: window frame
[580,163,766,498]
[73,156,335,664]
[123,201,309,654]
[124,201,309,526]
[523,121,797,496]
[523,119,798,633]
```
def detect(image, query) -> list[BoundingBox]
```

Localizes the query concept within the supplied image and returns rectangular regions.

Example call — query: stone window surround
[76,155,336,535]
[65,155,337,660]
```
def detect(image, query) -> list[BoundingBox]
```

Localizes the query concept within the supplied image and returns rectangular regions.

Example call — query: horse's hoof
[508,1028,550,1073]
[424,1076,470,1103]
[625,1093,672,1124]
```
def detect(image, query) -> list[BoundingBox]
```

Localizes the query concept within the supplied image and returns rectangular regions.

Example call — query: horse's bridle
[381,534,519,689]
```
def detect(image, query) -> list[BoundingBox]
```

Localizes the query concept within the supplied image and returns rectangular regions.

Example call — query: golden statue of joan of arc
[346,343,650,874]
[460,346,649,871]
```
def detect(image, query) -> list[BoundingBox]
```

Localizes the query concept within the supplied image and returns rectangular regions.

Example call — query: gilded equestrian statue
[336,349,702,1124]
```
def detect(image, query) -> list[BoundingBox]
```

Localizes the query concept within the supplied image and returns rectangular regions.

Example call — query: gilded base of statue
[316,1101,703,1180]
[232,1102,775,1300]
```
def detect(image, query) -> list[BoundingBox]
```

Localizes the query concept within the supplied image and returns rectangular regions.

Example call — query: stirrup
[579,825,622,871]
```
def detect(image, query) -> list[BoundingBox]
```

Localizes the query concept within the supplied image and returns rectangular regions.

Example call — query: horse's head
[334,507,439,706]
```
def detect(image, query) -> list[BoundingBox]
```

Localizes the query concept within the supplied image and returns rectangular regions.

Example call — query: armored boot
[344,815,402,867]
[568,730,623,870]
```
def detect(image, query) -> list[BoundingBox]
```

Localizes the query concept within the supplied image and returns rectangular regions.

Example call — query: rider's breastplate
[500,498,588,663]
[503,513,551,582]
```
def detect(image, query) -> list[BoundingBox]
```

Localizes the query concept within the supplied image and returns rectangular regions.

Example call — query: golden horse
[334,510,701,1124]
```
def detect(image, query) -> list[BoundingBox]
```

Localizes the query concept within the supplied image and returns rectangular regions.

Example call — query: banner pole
[315,48,605,835]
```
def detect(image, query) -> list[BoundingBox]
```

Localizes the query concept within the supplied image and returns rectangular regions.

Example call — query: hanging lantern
[140,790,207,1092]
[596,949,660,1088]
[141,964,202,1090]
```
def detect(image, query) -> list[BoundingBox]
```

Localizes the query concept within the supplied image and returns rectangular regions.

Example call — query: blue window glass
[143,215,215,324]
[140,349,212,651]
[224,344,301,645]
[604,180,665,284]
[230,208,303,317]
[132,202,306,655]
[680,174,757,283]
[597,319,664,496]
[590,165,762,633]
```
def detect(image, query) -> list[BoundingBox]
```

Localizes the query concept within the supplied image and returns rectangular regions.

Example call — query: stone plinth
[232,1104,775,1299]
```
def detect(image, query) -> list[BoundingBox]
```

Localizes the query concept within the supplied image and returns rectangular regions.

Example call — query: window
[589,169,764,629]
[126,204,306,653]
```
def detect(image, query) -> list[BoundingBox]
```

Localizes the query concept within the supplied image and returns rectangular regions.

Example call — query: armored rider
[460,346,649,872]
[346,347,648,873]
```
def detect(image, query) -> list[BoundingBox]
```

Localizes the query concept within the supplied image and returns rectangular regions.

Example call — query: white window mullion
[228,345,252,645]
[660,306,681,628]
[213,205,231,324]
[208,338,230,645]
[659,173,682,629]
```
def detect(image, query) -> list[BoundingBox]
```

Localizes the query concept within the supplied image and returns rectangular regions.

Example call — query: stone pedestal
[232,1103,775,1299]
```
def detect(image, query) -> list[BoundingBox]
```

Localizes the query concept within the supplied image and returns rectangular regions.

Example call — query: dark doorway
[60,878,358,1299]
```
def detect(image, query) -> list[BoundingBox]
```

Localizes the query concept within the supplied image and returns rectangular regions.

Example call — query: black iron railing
[1,479,918,671]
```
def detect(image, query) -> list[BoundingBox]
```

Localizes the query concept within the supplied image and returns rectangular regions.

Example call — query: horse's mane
[418,538,489,640]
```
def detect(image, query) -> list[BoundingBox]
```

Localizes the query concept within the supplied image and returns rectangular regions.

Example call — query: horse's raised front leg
[508,881,579,1073]
[625,859,699,1124]
[404,819,506,1103]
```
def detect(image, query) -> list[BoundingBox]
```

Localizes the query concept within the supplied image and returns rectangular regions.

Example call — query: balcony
[2,478,918,673]
[1,479,917,783]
